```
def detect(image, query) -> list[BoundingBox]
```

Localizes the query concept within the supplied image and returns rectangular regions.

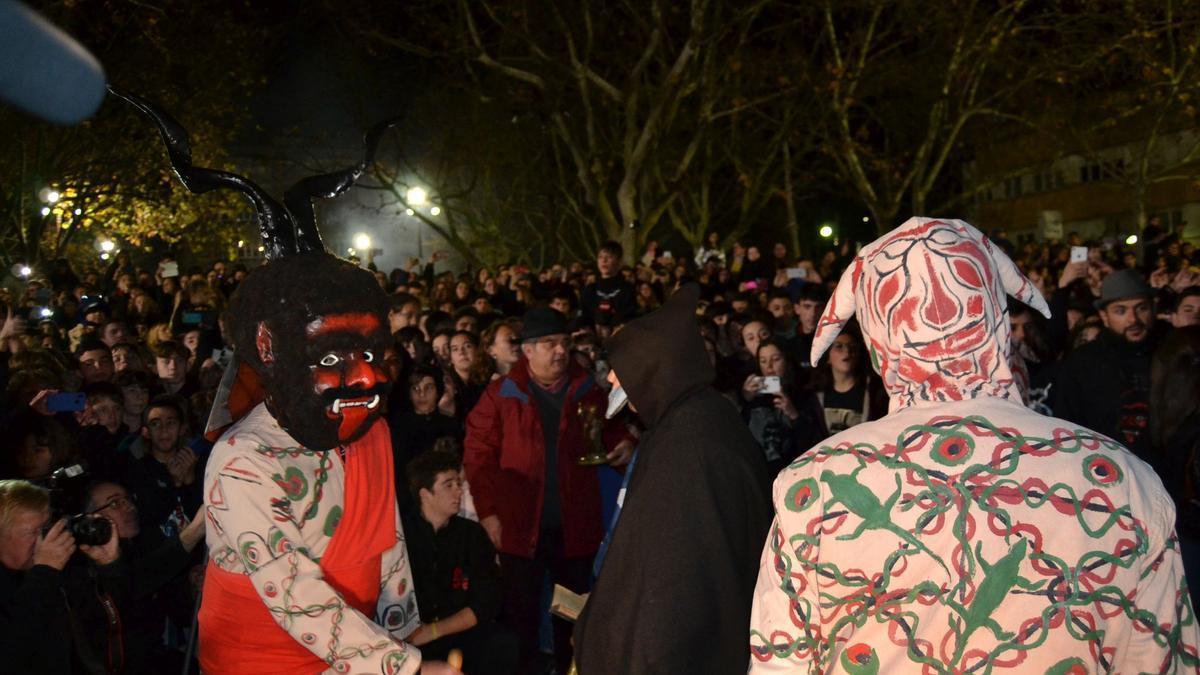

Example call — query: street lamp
[353,233,372,250]
[40,206,51,217]
[406,186,427,206]
[1125,234,1138,245]
[819,225,834,238]
[430,206,441,216]
[405,208,415,216]
[46,190,60,203]
[18,265,32,278]
[99,240,115,253]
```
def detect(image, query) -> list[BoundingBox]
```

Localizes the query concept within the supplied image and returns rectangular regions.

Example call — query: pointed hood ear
[991,243,1051,319]
[285,116,402,253]
[810,258,860,365]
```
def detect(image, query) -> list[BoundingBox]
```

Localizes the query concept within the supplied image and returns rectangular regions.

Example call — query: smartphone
[785,267,807,280]
[744,280,760,291]
[1070,246,1088,264]
[162,261,179,278]
[182,312,203,325]
[46,392,86,413]
[761,376,782,395]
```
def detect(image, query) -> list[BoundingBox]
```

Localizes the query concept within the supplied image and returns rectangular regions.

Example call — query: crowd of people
[0,219,1197,673]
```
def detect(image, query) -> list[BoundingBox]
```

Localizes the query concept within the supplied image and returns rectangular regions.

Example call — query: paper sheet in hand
[550,584,587,622]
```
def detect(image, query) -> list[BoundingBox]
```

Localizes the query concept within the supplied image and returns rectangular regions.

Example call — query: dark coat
[574,284,773,674]
[1053,329,1155,459]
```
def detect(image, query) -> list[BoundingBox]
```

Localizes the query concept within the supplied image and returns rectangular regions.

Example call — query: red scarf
[198,418,397,675]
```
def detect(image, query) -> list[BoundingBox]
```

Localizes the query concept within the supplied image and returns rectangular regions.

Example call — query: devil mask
[109,88,399,449]
[226,253,390,448]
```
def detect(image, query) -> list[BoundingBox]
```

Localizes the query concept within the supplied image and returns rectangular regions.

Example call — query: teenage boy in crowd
[403,451,517,675]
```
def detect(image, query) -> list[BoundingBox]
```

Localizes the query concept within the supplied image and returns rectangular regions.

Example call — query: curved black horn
[107,86,298,260]
[284,116,402,254]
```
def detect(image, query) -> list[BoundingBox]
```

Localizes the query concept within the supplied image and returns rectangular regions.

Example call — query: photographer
[86,481,205,673]
[0,479,129,674]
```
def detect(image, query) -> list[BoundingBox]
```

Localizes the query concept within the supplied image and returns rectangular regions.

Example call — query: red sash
[198,419,398,675]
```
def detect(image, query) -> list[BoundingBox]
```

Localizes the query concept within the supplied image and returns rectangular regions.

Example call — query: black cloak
[573,284,772,674]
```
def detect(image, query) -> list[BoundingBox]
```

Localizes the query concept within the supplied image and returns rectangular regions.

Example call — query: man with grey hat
[1054,269,1158,458]
[463,306,634,673]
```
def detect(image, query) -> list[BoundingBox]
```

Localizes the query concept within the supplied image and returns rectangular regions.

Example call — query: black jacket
[574,284,772,675]
[402,513,503,626]
[580,276,636,326]
[1053,329,1155,459]
[0,557,130,675]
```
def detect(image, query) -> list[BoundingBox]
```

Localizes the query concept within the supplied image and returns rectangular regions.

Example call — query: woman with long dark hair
[808,323,887,435]
[741,338,827,475]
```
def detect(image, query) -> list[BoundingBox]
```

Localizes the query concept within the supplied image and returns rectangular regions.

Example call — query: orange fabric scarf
[198,419,397,675]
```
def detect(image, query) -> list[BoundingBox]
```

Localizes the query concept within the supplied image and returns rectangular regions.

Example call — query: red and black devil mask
[110,88,399,449]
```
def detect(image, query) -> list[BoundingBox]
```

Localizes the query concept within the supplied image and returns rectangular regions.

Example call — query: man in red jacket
[464,307,633,674]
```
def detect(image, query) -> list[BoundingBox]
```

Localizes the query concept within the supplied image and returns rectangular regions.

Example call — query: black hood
[607,283,713,427]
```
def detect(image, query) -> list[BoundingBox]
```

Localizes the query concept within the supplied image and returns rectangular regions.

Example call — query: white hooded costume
[749,218,1198,673]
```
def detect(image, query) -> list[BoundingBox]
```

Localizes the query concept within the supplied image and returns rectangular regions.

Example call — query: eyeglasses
[97,495,133,511]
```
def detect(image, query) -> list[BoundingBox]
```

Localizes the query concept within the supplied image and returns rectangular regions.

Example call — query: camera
[42,464,113,547]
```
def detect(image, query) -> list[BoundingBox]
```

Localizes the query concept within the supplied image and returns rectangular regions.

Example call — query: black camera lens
[70,514,113,547]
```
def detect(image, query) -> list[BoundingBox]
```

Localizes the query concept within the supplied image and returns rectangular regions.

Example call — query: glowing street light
[99,240,115,252]
[40,206,51,216]
[46,190,60,203]
[862,216,870,223]
[430,206,441,216]
[18,265,32,277]
[237,239,245,248]
[347,247,357,255]
[819,224,834,238]
[353,233,372,250]
[100,252,110,260]
[1125,234,1139,245]
[257,245,265,253]
[73,208,82,216]
[405,208,415,216]
[406,186,427,206]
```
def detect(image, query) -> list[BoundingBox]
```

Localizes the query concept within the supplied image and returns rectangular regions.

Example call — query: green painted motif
[324,505,343,537]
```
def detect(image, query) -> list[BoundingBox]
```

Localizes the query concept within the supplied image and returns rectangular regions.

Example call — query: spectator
[1170,285,1200,328]
[809,326,887,434]
[100,319,133,348]
[85,481,206,673]
[78,381,130,480]
[76,338,115,384]
[449,330,486,416]
[463,307,633,673]
[789,284,827,369]
[392,365,462,513]
[121,396,202,540]
[1054,269,1157,459]
[431,329,454,368]
[0,479,128,674]
[111,341,148,374]
[115,369,153,435]
[152,340,196,398]
[477,319,521,381]
[741,339,827,475]
[580,241,636,327]
[402,451,517,674]
[1150,325,1200,608]
[693,231,726,267]
[4,411,77,481]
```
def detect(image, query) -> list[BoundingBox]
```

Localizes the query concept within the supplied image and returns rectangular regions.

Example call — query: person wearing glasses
[464,307,634,674]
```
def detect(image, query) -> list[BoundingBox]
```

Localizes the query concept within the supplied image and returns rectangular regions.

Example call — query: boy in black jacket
[403,451,517,675]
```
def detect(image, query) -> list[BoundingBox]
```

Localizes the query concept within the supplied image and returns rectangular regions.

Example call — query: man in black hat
[464,306,633,674]
[1054,269,1158,458]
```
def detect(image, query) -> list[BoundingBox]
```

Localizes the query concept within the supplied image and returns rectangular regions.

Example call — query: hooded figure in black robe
[573,283,772,674]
